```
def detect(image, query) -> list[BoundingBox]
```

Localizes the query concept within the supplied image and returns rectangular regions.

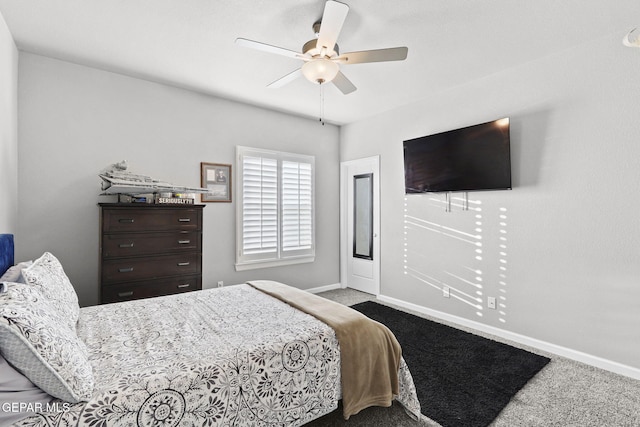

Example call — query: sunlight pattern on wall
[498,207,508,323]
[403,194,484,315]
[403,194,509,322]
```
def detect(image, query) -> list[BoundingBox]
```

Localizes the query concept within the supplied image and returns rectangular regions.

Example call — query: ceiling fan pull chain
[319,83,325,126]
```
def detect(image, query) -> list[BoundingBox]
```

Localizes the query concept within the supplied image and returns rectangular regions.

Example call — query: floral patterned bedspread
[14,284,420,426]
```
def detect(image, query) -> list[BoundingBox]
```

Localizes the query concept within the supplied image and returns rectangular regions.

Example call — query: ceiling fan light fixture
[623,27,640,47]
[302,58,339,84]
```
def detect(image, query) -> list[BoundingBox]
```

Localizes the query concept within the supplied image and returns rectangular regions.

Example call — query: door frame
[340,155,380,295]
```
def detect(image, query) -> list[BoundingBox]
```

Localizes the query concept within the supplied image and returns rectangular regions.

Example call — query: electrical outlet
[442,286,450,298]
[487,297,496,309]
[217,281,224,288]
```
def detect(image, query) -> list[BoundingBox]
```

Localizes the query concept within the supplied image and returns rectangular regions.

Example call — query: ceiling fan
[235,0,408,95]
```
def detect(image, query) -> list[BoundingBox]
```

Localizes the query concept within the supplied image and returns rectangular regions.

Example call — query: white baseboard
[307,283,343,294]
[377,294,640,381]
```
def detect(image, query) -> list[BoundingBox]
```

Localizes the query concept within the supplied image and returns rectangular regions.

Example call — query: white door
[340,156,380,295]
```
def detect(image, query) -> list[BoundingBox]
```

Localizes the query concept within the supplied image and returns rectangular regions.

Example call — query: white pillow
[0,282,94,403]
[0,353,53,425]
[0,260,33,283]
[21,252,79,329]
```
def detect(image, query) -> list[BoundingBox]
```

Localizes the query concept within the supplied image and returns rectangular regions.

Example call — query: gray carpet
[307,288,640,427]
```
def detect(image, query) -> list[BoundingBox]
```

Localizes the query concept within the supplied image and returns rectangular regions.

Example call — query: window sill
[235,256,315,272]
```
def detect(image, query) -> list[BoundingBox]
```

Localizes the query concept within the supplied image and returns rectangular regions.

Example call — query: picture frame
[201,162,232,202]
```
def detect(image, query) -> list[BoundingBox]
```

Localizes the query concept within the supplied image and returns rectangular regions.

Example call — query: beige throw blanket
[248,280,401,419]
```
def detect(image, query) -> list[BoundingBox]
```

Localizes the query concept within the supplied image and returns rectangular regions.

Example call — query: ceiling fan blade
[267,68,302,88]
[236,38,305,60]
[316,1,349,53]
[336,47,408,64]
[331,71,356,95]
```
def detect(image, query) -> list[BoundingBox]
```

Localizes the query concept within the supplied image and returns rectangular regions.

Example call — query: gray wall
[0,12,18,232]
[341,33,640,371]
[16,53,341,307]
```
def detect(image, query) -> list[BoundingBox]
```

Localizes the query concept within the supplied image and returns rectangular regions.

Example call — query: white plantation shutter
[242,156,278,255]
[236,147,315,270]
[282,160,312,251]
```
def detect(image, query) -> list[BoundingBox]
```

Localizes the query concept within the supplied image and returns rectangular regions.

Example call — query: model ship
[99,160,210,195]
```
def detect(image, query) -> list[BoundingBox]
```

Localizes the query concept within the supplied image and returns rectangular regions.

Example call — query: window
[236,146,315,271]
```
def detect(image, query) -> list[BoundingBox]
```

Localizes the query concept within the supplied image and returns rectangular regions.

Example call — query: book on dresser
[99,203,204,303]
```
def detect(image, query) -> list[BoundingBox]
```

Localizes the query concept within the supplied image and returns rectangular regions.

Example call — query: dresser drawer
[101,253,201,284]
[102,231,201,258]
[102,207,201,233]
[101,275,202,303]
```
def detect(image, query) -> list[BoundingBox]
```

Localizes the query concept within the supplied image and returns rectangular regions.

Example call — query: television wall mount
[445,192,469,212]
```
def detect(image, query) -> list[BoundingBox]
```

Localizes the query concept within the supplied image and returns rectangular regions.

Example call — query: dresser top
[99,203,205,208]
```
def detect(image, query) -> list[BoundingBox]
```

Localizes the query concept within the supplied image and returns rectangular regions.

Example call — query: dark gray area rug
[351,301,550,427]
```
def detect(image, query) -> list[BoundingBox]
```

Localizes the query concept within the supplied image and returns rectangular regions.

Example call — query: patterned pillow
[0,261,33,283]
[21,252,79,328]
[0,283,94,403]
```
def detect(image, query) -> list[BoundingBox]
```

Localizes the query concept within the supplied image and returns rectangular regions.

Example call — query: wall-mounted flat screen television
[403,118,512,193]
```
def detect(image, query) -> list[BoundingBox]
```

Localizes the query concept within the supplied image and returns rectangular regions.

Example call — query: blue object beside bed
[0,234,14,276]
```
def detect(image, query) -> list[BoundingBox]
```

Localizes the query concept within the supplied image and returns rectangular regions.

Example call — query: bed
[0,234,420,426]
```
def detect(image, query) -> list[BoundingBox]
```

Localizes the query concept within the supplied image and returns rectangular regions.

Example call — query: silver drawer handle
[119,243,135,248]
[118,267,134,273]
[118,218,135,223]
[178,218,191,222]
[177,284,191,289]
[178,240,191,244]
[118,291,134,297]
[177,262,190,266]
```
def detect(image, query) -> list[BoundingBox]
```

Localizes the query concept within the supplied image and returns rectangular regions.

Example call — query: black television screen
[403,118,512,193]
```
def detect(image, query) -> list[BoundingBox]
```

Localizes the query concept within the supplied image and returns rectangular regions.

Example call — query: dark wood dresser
[99,203,204,303]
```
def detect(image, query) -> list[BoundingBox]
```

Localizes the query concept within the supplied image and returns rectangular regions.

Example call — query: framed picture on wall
[201,162,232,202]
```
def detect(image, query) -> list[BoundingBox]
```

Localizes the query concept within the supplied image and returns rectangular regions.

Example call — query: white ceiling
[0,0,637,125]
